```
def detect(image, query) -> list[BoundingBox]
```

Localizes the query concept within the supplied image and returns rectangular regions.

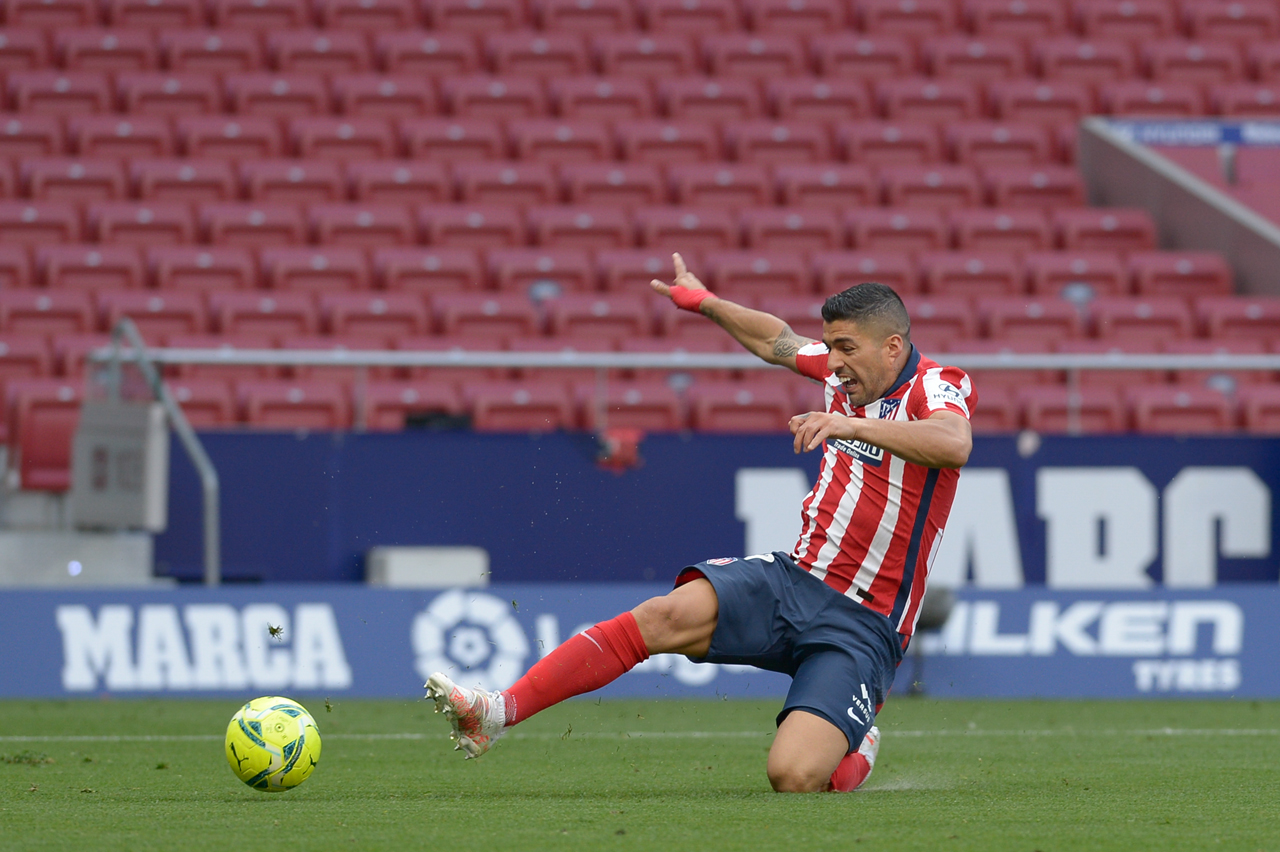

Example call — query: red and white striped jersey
[791,344,976,640]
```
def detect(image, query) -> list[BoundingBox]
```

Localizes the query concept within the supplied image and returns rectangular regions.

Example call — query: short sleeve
[794,341,830,382]
[909,366,976,420]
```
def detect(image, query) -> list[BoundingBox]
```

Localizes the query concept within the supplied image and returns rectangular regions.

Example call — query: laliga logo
[411,590,530,692]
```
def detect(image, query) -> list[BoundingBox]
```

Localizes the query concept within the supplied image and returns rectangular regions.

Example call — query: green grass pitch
[2,697,1277,851]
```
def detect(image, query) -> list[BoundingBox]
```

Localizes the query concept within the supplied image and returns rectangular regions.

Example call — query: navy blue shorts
[677,552,903,753]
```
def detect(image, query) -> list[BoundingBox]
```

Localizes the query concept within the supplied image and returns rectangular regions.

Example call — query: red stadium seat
[547,293,651,344]
[55,28,157,72]
[881,165,983,209]
[744,0,847,33]
[3,0,95,28]
[591,33,697,77]
[395,334,507,382]
[979,294,1083,342]
[160,30,265,73]
[210,291,319,339]
[278,336,391,381]
[702,33,808,78]
[1092,296,1195,345]
[0,28,51,72]
[1240,384,1280,434]
[0,201,80,244]
[668,163,770,207]
[1054,208,1156,251]
[331,75,437,119]
[0,334,53,390]
[775,164,875,209]
[966,0,1066,39]
[577,380,684,431]
[269,31,372,75]
[316,0,420,28]
[441,76,548,120]
[508,119,612,163]
[347,161,451,205]
[549,77,655,121]
[756,294,824,338]
[946,337,1056,393]
[984,165,1086,208]
[766,78,870,123]
[239,381,353,430]
[637,0,742,32]
[597,248,690,293]
[178,116,283,160]
[951,208,1052,252]
[467,380,575,431]
[1075,0,1176,41]
[1129,251,1232,298]
[1211,83,1280,118]
[837,121,942,165]
[1143,40,1244,85]
[847,207,948,251]
[1054,339,1164,389]
[117,72,221,117]
[947,122,1054,166]
[209,0,310,29]
[1129,386,1235,434]
[418,204,524,249]
[89,202,195,245]
[21,158,124,202]
[148,246,257,291]
[309,203,416,248]
[899,294,978,348]
[260,247,372,292]
[618,336,735,382]
[689,381,793,432]
[1186,0,1279,43]
[1163,339,1271,389]
[922,36,1027,82]
[741,208,843,252]
[164,335,277,382]
[7,378,83,490]
[659,77,763,122]
[486,32,589,77]
[166,379,238,429]
[0,247,33,290]
[636,206,739,252]
[964,383,1019,432]
[375,32,480,76]
[876,78,981,122]
[1025,250,1129,297]
[200,203,305,247]
[987,79,1095,125]
[374,247,484,294]
[488,248,596,294]
[434,292,540,338]
[401,118,505,163]
[616,120,722,164]
[48,333,111,377]
[0,116,64,159]
[561,163,666,208]
[38,245,143,290]
[422,0,527,30]
[724,120,833,164]
[361,381,464,432]
[1020,385,1126,433]
[1036,38,1136,83]
[857,0,955,37]
[8,71,111,115]
[705,250,811,299]
[98,290,208,340]
[240,159,345,204]
[290,118,397,162]
[1099,81,1206,116]
[810,33,915,79]
[921,252,1024,297]
[537,0,636,31]
[813,250,919,294]
[69,116,173,159]
[527,205,633,250]
[1196,295,1280,343]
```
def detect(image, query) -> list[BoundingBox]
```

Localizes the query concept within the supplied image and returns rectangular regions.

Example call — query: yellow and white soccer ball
[224,696,321,792]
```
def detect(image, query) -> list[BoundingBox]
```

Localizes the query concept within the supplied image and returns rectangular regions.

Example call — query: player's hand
[650,253,713,312]
[789,411,857,454]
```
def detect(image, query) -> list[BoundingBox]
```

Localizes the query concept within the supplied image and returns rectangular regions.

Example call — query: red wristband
[669,284,714,313]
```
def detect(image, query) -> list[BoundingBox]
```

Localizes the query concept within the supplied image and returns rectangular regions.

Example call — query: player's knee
[632,595,683,645]
[767,762,828,794]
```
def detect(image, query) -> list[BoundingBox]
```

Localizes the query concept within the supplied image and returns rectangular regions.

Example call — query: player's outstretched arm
[789,409,972,469]
[649,252,816,373]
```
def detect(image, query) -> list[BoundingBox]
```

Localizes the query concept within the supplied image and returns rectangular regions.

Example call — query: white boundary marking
[1,728,1278,744]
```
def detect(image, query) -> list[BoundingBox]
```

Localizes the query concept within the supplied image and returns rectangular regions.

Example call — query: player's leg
[767,710,849,793]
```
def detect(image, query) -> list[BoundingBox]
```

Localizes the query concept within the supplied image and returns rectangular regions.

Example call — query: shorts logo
[830,438,885,467]
[846,683,873,726]
[706,558,737,566]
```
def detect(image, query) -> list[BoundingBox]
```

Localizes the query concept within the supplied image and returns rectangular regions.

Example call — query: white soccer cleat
[857,725,881,774]
[424,672,506,760]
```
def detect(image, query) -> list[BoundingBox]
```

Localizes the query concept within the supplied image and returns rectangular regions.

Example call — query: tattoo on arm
[771,326,810,360]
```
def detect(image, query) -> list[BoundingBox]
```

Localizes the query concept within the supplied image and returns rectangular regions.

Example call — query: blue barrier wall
[154,432,1280,586]
[1,584,1273,699]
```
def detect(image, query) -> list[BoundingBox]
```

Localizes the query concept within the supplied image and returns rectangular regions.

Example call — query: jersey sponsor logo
[933,382,964,405]
[706,557,738,565]
[830,438,885,467]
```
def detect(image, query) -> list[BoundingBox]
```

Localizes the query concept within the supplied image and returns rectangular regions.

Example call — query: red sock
[828,752,872,792]
[501,612,649,726]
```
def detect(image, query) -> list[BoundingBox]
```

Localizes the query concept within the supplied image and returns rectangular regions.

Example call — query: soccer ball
[224,696,321,792]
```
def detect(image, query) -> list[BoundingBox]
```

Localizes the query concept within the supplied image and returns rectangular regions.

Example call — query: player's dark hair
[821,283,911,342]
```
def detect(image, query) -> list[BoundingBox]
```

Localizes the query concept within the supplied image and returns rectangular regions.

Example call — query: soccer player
[426,254,976,793]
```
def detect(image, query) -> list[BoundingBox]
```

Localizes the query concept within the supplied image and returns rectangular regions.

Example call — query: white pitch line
[1,729,1278,744]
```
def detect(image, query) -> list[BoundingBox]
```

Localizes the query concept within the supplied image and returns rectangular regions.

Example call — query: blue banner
[1107,119,1280,146]
[0,584,1274,699]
